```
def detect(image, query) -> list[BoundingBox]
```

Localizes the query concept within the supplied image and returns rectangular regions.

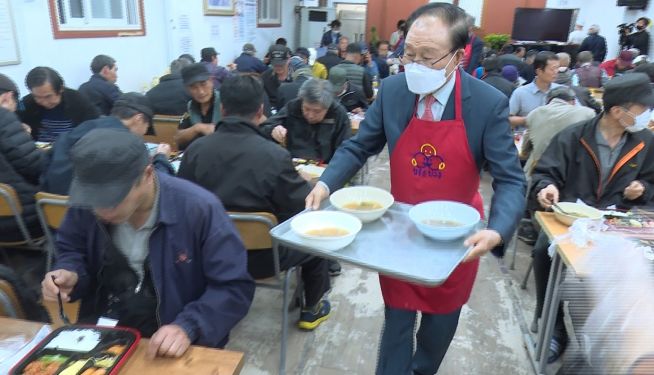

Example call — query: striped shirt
[38,105,74,142]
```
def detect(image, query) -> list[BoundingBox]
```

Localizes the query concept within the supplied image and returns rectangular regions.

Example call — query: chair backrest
[143,115,182,151]
[0,280,25,319]
[42,300,80,328]
[228,212,278,250]
[0,183,22,216]
[35,192,69,230]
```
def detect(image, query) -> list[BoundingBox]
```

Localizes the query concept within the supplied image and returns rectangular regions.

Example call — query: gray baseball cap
[328,66,348,94]
[69,129,149,208]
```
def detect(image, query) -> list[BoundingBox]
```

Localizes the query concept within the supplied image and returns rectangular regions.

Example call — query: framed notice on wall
[0,0,20,66]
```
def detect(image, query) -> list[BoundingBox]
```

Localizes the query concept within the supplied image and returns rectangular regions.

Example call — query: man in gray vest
[335,43,374,101]
[175,63,222,150]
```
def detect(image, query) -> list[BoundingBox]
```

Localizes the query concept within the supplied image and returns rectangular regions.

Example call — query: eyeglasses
[400,50,454,67]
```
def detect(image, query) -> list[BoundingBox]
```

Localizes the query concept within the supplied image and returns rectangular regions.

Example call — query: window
[48,0,145,39]
[257,0,281,27]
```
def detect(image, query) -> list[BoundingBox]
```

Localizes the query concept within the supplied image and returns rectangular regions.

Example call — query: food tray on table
[603,209,654,239]
[10,325,140,375]
[270,202,477,286]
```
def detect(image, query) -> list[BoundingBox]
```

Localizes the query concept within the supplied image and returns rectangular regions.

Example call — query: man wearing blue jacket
[306,3,525,374]
[41,129,254,357]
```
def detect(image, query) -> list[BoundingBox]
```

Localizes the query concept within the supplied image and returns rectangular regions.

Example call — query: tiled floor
[226,151,541,374]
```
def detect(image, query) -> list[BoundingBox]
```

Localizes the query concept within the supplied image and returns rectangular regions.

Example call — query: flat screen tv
[511,8,575,42]
[617,0,648,9]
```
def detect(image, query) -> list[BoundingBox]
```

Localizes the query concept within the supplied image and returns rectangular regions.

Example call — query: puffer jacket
[0,108,45,241]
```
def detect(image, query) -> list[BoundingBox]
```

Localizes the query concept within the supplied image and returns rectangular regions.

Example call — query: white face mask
[623,108,652,133]
[404,54,457,95]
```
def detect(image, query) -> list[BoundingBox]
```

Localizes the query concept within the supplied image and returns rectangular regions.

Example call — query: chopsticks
[51,275,71,325]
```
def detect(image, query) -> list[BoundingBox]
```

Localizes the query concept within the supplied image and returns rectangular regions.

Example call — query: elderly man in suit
[305,3,526,374]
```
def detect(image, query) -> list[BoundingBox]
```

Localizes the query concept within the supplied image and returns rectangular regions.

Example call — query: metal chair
[0,279,25,318]
[228,212,297,375]
[0,183,45,266]
[34,192,69,272]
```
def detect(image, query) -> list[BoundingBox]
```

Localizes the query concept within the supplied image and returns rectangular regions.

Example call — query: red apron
[381,70,483,314]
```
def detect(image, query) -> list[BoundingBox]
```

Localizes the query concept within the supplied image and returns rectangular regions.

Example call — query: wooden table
[528,212,592,374]
[0,317,245,375]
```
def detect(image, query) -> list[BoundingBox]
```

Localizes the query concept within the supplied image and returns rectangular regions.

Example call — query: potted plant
[483,33,511,51]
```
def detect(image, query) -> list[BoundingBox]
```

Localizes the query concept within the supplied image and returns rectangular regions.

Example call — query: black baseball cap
[182,63,211,86]
[269,44,290,66]
[603,72,654,110]
[69,129,149,208]
[200,47,219,61]
[113,92,155,135]
[295,47,310,59]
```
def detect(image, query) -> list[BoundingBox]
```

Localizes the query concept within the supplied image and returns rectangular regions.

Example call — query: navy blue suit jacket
[321,69,526,255]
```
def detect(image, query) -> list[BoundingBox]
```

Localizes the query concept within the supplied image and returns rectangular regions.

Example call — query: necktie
[422,95,436,121]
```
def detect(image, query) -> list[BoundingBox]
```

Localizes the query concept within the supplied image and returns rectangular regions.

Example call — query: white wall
[0,0,299,95]
[166,0,299,73]
[547,0,654,60]
[1,0,170,94]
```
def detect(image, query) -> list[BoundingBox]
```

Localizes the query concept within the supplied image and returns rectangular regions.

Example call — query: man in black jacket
[175,63,222,150]
[177,75,332,330]
[146,58,193,116]
[328,66,368,112]
[78,55,122,115]
[0,74,45,242]
[261,45,292,110]
[261,78,351,163]
[627,17,650,57]
[19,67,100,143]
[481,57,515,98]
[529,73,654,364]
[579,24,608,64]
[317,44,344,73]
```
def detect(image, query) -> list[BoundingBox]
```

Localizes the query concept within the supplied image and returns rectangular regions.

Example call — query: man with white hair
[261,78,351,163]
[579,24,608,63]
[567,23,585,44]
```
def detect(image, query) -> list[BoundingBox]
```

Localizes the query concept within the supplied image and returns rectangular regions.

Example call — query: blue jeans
[376,306,462,375]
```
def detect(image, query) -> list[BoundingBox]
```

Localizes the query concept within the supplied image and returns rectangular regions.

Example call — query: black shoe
[328,260,341,276]
[547,337,567,364]
[518,223,537,245]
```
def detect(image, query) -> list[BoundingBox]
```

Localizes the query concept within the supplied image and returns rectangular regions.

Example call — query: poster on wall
[232,0,256,44]
[205,0,236,16]
[0,0,20,66]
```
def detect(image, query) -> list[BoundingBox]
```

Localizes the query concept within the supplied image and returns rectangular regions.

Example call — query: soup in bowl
[291,211,362,251]
[409,201,480,240]
[330,186,394,223]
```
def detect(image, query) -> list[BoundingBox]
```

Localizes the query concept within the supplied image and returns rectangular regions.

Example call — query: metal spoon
[52,275,71,325]
[552,203,569,215]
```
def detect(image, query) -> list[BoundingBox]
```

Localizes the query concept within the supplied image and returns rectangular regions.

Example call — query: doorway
[335,3,367,43]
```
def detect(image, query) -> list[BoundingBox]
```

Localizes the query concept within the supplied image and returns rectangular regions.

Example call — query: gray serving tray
[270,203,476,286]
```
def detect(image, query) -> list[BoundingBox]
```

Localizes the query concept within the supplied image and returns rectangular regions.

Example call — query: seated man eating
[41,129,254,357]
[178,75,332,330]
[261,78,351,163]
[529,72,654,363]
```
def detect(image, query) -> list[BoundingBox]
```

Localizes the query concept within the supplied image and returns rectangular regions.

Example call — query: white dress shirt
[416,73,457,121]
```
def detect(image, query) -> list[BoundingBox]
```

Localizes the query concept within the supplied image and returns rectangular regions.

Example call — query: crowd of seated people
[0,29,397,356]
[5,12,654,369]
